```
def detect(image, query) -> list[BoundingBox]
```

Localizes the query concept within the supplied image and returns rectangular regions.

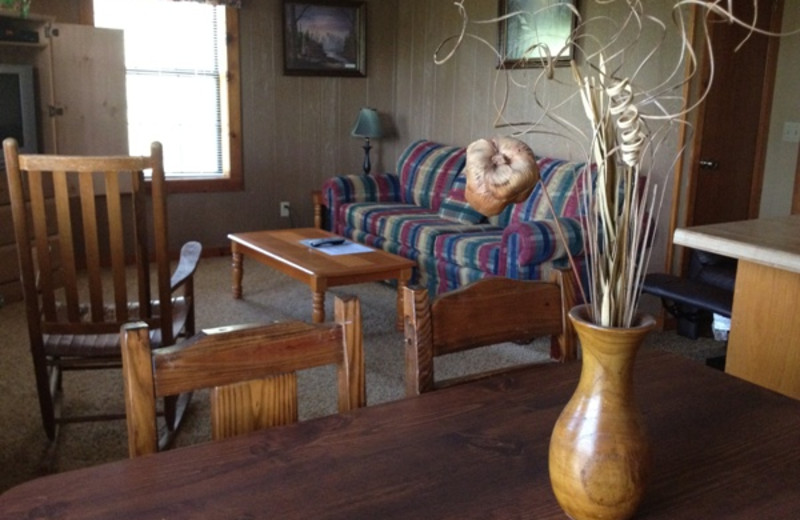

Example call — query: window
[94,0,241,191]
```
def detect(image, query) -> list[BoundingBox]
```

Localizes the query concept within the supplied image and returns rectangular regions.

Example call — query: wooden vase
[549,304,656,520]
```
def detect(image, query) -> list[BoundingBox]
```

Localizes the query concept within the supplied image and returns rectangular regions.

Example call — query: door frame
[793,141,800,215]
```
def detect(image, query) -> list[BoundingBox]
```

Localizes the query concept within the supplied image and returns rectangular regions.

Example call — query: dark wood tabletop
[2,349,799,519]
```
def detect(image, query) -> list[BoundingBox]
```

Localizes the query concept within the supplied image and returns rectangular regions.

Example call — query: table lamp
[351,107,383,175]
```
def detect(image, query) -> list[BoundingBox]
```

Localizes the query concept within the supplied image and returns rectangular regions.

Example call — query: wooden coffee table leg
[231,250,243,299]
[396,269,411,331]
[312,290,325,323]
[311,278,329,323]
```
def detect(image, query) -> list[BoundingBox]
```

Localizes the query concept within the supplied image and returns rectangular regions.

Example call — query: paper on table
[300,238,373,255]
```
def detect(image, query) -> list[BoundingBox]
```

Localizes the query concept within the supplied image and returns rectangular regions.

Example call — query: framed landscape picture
[283,1,366,77]
[499,0,578,69]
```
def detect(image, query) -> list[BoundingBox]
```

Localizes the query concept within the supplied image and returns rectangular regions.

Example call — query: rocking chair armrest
[170,241,202,292]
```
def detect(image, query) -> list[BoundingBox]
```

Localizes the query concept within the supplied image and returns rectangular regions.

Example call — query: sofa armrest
[318,173,402,233]
[502,218,585,266]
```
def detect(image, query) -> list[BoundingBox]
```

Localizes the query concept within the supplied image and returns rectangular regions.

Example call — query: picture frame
[282,1,366,77]
[498,0,578,69]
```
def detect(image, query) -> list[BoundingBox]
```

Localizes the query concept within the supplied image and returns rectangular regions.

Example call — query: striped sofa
[317,139,590,297]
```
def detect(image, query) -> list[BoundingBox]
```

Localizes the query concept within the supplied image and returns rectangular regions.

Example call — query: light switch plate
[783,121,800,143]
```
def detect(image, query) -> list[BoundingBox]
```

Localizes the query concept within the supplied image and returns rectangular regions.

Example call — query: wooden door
[689,0,781,227]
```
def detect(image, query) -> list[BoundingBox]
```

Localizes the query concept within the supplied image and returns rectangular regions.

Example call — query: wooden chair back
[404,272,575,396]
[5,138,178,342]
[3,137,199,440]
[121,295,365,457]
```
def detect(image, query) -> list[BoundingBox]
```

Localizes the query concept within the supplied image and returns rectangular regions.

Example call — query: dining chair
[3,138,201,442]
[121,294,365,458]
[403,270,575,396]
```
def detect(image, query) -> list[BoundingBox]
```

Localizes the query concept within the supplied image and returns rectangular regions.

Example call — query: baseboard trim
[201,245,231,257]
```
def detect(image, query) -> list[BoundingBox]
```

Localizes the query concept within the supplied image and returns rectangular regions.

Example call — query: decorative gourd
[465,136,540,216]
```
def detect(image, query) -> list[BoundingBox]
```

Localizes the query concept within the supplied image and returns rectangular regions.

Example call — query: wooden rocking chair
[3,138,201,442]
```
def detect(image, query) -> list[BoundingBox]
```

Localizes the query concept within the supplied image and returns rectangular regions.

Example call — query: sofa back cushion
[506,156,590,225]
[397,140,466,211]
[487,203,515,228]
[437,173,487,224]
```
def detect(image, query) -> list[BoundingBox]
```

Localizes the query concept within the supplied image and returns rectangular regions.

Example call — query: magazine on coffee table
[300,238,373,255]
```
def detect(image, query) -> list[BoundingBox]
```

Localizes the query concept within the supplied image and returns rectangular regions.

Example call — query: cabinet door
[49,23,127,155]
[0,24,128,304]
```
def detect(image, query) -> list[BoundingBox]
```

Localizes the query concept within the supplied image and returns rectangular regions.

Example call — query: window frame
[175,8,242,193]
[90,2,242,193]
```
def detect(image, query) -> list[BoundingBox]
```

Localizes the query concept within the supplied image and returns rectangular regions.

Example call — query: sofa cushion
[487,203,515,228]
[342,201,432,236]
[437,173,487,224]
[383,216,498,256]
[432,231,504,275]
[397,140,466,211]
[509,156,590,224]
[343,202,498,256]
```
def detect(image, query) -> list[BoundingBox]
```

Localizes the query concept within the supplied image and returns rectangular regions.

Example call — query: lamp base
[361,139,372,175]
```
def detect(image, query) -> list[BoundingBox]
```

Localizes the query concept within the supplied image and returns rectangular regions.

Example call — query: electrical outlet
[280,201,290,218]
[783,121,800,143]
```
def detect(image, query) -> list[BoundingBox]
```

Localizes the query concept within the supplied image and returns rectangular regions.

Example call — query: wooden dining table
[2,349,799,519]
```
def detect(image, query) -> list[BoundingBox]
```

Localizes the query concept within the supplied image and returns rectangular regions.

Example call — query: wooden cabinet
[1,11,127,304]
[47,23,127,157]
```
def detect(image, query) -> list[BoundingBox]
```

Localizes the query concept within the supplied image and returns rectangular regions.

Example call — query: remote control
[309,237,346,248]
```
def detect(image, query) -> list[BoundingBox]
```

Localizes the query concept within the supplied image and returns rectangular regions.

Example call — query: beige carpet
[0,256,726,494]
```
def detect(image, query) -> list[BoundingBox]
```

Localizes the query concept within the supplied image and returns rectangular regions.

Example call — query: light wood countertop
[673,214,800,274]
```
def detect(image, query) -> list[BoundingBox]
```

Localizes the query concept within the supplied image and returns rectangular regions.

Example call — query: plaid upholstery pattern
[487,203,514,228]
[344,202,498,254]
[502,218,585,270]
[432,232,503,274]
[437,173,487,224]
[420,254,491,295]
[343,202,432,236]
[321,173,401,234]
[508,156,589,225]
[397,140,466,211]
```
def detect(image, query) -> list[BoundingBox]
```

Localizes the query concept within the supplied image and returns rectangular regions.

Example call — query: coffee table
[228,228,415,328]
